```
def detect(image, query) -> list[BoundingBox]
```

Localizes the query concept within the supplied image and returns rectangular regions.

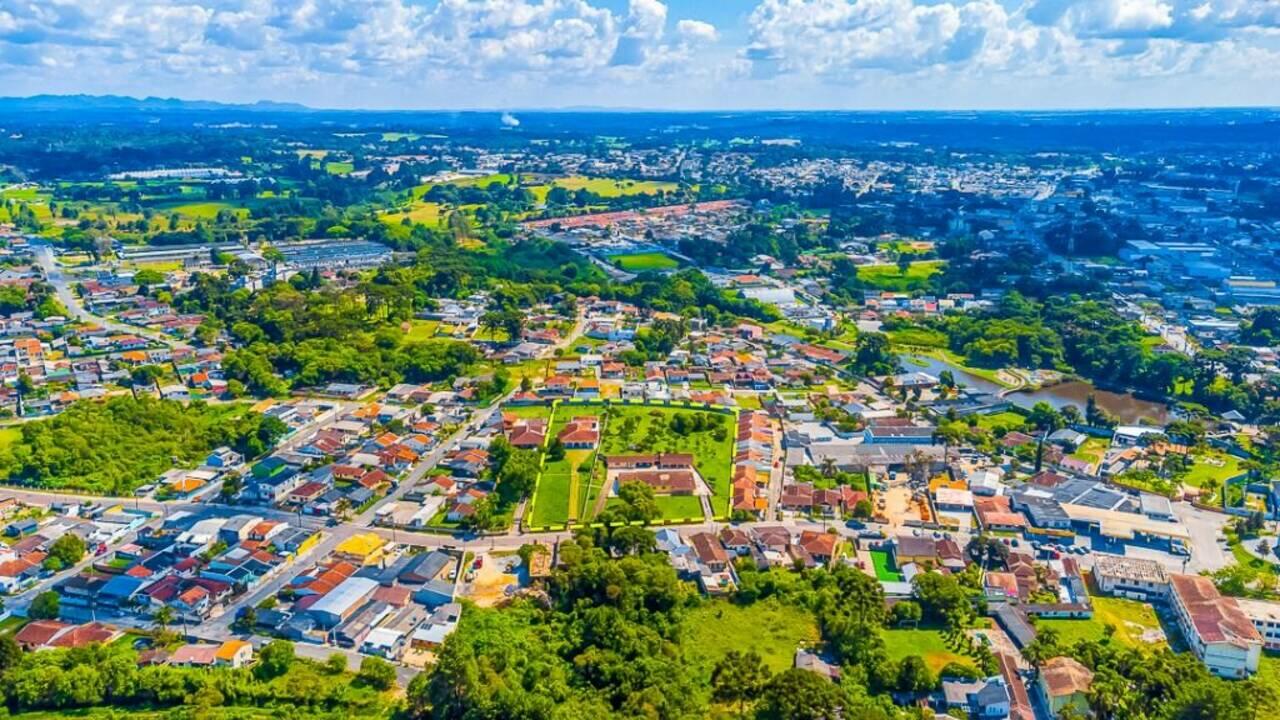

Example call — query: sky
[0,0,1278,110]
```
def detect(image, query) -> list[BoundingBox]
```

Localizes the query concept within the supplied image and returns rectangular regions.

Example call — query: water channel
[901,354,1171,425]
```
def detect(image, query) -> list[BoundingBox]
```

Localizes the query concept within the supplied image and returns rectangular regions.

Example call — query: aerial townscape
[0,7,1278,720]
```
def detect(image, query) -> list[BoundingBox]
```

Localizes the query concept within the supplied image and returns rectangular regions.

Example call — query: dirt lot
[465,553,525,607]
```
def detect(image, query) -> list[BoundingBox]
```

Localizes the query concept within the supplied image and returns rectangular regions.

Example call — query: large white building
[1092,555,1168,600]
[1169,574,1262,678]
[1235,598,1280,652]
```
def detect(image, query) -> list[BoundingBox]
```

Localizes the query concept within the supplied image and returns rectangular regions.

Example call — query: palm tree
[820,457,838,479]
[153,605,174,632]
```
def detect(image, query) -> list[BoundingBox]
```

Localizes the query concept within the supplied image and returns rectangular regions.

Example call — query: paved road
[31,244,189,348]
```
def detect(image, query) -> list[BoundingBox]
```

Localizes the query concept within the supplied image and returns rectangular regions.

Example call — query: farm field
[609,252,680,272]
[858,260,943,291]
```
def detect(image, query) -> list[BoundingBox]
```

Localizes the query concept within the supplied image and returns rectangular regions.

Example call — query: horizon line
[4,93,1280,115]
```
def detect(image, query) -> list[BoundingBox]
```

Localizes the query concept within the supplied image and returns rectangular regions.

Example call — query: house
[558,416,600,449]
[410,603,462,650]
[794,649,840,681]
[688,532,729,572]
[1036,657,1093,718]
[170,643,220,667]
[940,677,1011,720]
[215,639,254,668]
[797,530,838,564]
[891,535,940,567]
[13,619,72,650]
[1169,573,1262,677]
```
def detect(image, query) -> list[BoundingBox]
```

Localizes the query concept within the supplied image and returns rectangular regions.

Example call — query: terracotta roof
[1170,573,1262,647]
[1040,656,1094,697]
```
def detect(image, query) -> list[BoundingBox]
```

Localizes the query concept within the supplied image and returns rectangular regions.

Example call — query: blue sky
[0,0,1277,110]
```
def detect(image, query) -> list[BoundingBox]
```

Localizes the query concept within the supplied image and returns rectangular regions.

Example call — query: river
[900,354,1170,425]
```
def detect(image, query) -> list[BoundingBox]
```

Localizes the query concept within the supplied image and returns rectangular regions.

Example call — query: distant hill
[0,94,311,113]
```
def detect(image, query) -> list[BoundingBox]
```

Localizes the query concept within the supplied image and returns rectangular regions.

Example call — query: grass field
[1182,450,1245,488]
[530,407,605,527]
[324,161,355,175]
[973,411,1027,431]
[529,176,679,203]
[1069,437,1111,463]
[401,319,440,344]
[882,628,976,674]
[158,201,246,220]
[685,598,820,674]
[1037,596,1167,650]
[887,327,949,348]
[858,260,944,291]
[609,252,680,272]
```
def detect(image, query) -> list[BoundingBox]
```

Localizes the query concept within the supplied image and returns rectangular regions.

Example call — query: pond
[900,354,1171,425]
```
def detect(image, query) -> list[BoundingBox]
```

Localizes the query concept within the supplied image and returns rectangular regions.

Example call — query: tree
[895,655,935,694]
[546,437,566,462]
[852,499,873,519]
[755,668,846,720]
[912,572,973,629]
[711,650,770,712]
[325,653,349,674]
[890,600,922,627]
[615,481,661,523]
[30,590,60,619]
[153,605,175,632]
[0,634,21,672]
[46,532,87,568]
[357,656,397,690]
[256,639,295,679]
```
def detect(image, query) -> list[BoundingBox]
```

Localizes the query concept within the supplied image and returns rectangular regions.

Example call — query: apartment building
[1169,574,1262,678]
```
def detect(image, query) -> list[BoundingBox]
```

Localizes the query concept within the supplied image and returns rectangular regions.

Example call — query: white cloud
[0,0,1275,107]
[676,19,717,43]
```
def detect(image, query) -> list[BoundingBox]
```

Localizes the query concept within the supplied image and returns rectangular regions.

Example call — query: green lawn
[1037,596,1167,650]
[654,495,705,522]
[973,411,1026,432]
[610,252,680,272]
[858,261,943,291]
[882,628,976,674]
[530,471,572,527]
[401,319,440,343]
[684,598,820,674]
[868,550,902,581]
[1182,450,1245,488]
